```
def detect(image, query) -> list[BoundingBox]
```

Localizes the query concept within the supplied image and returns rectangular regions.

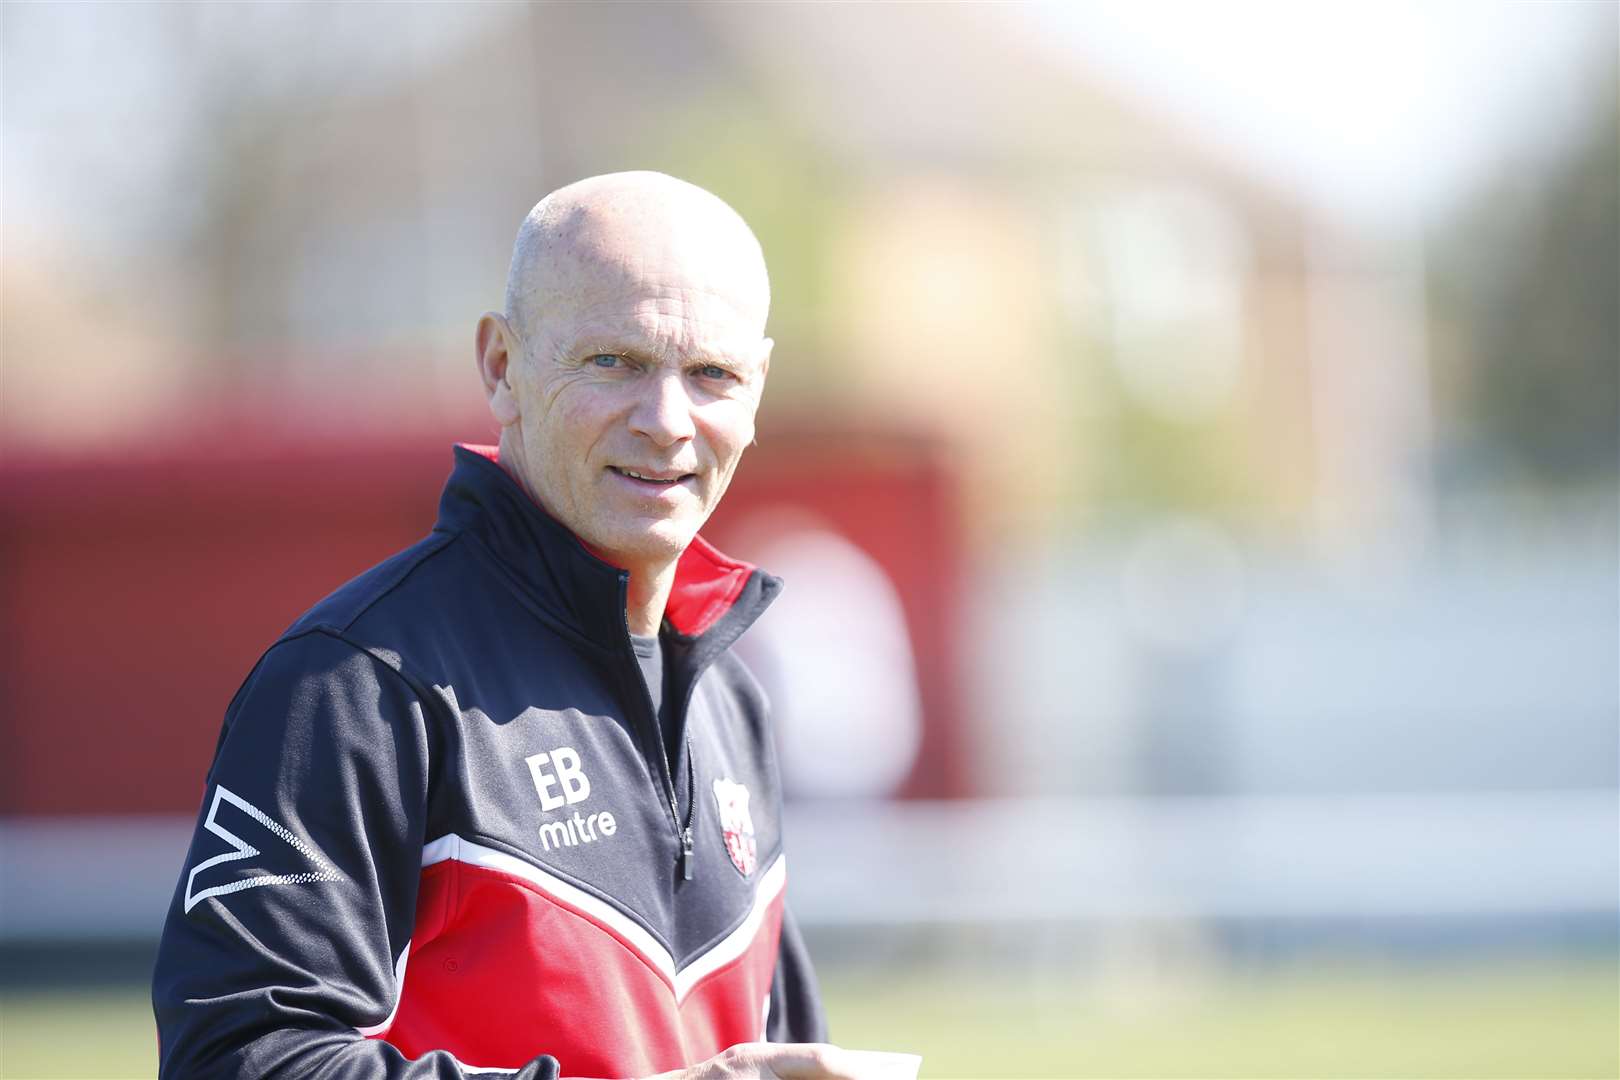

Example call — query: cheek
[698,402,757,459]
[543,392,618,459]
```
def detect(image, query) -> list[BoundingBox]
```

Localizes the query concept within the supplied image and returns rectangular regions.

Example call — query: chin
[596,520,698,568]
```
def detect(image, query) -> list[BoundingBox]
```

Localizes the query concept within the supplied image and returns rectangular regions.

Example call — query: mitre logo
[527,745,617,853]
[711,777,756,877]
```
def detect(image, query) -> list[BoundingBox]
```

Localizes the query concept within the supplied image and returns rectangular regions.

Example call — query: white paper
[838,1049,923,1080]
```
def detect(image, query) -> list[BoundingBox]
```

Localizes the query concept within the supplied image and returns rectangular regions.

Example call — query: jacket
[152,444,825,1079]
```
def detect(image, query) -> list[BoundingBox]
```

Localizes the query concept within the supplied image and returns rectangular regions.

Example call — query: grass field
[2,959,1615,1079]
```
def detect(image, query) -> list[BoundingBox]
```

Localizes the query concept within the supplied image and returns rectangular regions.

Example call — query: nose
[627,369,696,447]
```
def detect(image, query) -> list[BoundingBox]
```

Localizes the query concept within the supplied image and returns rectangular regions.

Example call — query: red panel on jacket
[375,860,783,1077]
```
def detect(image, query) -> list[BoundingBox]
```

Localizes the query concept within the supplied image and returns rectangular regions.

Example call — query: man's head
[476,171,772,575]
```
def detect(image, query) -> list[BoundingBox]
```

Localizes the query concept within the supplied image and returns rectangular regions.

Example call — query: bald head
[503,171,770,348]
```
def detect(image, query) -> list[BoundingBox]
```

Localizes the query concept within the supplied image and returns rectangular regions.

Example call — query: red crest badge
[711,777,756,877]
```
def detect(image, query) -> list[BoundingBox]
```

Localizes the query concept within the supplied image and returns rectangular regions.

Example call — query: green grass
[823,960,1620,1079]
[1,989,157,1080]
[1,960,1615,1079]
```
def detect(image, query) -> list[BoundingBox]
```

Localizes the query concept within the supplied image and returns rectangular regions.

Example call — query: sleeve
[765,902,827,1043]
[151,630,560,1080]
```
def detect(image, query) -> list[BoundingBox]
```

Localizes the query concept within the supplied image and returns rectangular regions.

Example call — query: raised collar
[434,444,780,654]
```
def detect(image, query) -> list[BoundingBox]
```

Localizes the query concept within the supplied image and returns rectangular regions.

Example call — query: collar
[434,444,780,653]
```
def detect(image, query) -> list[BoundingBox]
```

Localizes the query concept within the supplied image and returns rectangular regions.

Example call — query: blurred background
[2,2,1616,1077]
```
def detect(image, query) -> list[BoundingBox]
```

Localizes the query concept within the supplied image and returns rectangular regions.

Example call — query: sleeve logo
[711,777,757,878]
[183,785,341,913]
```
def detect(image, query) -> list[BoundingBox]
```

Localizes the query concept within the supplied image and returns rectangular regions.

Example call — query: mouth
[608,466,698,490]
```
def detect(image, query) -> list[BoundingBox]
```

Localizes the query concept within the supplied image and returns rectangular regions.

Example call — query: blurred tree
[1429,63,1619,489]
[629,94,847,409]
[1101,402,1254,520]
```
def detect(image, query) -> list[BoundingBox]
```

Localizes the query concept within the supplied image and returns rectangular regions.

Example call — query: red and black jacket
[153,445,825,1079]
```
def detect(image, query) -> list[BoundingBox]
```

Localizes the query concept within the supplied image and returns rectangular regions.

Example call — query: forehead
[544,249,767,364]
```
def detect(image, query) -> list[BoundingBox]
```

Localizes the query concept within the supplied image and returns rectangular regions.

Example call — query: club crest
[711,777,756,877]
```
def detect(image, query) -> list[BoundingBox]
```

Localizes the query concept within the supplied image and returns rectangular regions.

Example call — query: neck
[493,431,675,637]
[625,560,676,636]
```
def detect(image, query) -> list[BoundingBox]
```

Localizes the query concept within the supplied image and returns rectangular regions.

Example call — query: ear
[476,313,522,428]
[753,337,773,398]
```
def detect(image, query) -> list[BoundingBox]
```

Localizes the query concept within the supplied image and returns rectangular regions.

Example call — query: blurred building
[3,1,1366,800]
[5,1,1409,546]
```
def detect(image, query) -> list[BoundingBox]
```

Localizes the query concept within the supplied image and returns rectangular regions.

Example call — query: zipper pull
[680,826,695,881]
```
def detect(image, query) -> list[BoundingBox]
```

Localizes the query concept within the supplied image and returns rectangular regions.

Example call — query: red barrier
[1,425,967,814]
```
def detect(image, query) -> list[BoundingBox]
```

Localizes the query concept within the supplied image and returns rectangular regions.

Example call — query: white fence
[3,791,1615,942]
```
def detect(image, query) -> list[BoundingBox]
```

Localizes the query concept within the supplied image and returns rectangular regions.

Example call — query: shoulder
[246,627,403,694]
[233,628,422,723]
[210,628,432,791]
[231,530,477,720]
[283,531,460,643]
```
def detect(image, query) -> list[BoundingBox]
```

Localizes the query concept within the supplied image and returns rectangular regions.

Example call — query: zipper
[623,625,697,881]
[677,744,695,881]
[650,696,697,881]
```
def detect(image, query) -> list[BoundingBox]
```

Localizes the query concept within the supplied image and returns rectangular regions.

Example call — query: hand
[643,1042,865,1080]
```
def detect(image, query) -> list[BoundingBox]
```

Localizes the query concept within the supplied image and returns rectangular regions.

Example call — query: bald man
[154,173,850,1080]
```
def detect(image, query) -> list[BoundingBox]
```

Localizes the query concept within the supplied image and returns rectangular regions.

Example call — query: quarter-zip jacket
[152,445,825,1079]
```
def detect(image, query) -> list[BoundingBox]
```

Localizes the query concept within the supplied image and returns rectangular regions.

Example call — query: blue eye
[699,365,732,380]
[590,354,622,369]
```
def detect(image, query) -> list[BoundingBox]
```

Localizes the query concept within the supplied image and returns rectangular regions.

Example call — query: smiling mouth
[610,466,696,486]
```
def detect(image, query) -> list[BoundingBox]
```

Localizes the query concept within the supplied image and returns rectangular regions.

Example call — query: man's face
[502,243,771,572]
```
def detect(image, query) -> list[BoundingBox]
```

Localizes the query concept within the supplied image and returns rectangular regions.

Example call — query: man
[154,172,858,1080]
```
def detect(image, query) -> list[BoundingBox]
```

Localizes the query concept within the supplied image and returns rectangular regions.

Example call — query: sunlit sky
[1027,0,1615,226]
[4,1,1613,259]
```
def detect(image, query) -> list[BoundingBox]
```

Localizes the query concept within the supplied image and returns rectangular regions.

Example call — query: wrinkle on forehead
[505,172,771,348]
